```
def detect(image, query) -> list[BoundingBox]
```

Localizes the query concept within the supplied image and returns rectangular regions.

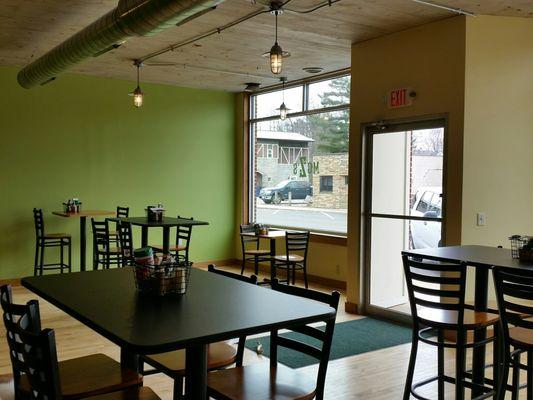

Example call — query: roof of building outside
[257,131,315,142]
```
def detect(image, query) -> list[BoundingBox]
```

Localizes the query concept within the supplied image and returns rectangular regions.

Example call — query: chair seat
[274,254,304,263]
[418,308,499,329]
[44,233,71,239]
[20,353,142,400]
[144,342,237,375]
[207,362,316,400]
[151,244,187,252]
[509,327,533,348]
[245,249,271,256]
[88,387,160,400]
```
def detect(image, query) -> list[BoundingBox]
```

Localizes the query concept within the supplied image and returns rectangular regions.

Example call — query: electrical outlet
[477,212,486,226]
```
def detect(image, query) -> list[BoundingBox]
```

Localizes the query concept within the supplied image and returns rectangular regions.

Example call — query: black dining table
[402,245,533,397]
[21,267,336,398]
[124,217,209,254]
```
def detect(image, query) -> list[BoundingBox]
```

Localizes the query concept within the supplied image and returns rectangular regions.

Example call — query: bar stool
[240,224,270,275]
[274,230,310,288]
[493,267,532,400]
[152,216,194,262]
[92,218,121,269]
[108,206,129,244]
[33,208,71,276]
[402,255,500,400]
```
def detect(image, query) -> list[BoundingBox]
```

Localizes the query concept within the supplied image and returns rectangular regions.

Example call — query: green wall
[0,67,236,279]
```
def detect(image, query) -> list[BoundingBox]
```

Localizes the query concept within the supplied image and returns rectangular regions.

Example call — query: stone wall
[312,153,349,209]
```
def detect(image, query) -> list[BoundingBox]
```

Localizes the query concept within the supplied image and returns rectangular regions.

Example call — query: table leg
[120,348,140,372]
[472,267,489,397]
[270,238,276,282]
[80,217,87,272]
[185,344,207,398]
[163,227,170,254]
[141,227,148,247]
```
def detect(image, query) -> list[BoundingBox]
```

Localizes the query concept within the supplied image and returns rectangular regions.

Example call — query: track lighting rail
[137,0,341,64]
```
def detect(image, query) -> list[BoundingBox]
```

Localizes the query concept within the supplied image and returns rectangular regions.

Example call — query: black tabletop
[124,217,209,228]
[403,245,533,270]
[21,268,335,354]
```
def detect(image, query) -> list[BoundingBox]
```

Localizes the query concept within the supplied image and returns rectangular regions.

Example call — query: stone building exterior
[255,131,314,190]
[312,153,348,209]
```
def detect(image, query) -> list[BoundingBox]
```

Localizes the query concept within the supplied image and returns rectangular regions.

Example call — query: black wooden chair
[140,265,257,400]
[207,279,340,400]
[91,219,121,270]
[33,208,71,276]
[108,206,129,245]
[402,255,500,400]
[0,284,144,400]
[117,220,134,267]
[152,216,194,262]
[240,224,271,275]
[493,267,533,400]
[274,230,310,288]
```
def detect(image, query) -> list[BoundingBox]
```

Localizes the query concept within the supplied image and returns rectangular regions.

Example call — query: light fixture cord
[137,65,140,87]
[275,12,278,43]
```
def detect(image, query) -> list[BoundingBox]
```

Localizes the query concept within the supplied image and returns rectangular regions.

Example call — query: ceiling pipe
[409,0,475,17]
[17,0,224,89]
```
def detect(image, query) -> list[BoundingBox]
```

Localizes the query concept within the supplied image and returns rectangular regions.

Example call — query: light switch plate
[477,212,486,226]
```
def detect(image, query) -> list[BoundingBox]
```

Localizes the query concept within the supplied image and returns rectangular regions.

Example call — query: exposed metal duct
[17,0,223,89]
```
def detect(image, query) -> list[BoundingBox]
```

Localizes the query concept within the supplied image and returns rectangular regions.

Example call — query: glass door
[363,118,446,321]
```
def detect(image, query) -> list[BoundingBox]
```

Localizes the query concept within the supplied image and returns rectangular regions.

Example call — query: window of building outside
[320,176,333,192]
[249,74,350,235]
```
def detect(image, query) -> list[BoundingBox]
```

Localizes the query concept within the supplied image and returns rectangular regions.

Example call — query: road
[255,204,347,234]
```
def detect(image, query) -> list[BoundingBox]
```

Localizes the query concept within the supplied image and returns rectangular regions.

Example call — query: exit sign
[388,88,413,109]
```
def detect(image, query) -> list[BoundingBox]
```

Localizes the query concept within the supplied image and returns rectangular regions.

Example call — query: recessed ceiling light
[302,67,323,74]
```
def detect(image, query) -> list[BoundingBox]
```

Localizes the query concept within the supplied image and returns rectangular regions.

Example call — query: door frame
[361,115,449,323]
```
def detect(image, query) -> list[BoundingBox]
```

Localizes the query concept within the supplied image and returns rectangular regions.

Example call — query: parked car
[259,180,313,204]
[410,187,442,249]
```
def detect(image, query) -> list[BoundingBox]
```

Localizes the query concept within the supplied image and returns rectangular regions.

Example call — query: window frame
[246,69,351,238]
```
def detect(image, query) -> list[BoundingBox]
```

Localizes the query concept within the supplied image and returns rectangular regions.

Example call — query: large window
[249,74,350,235]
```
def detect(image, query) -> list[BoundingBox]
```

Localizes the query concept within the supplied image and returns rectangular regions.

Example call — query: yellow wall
[347,17,466,309]
[463,15,533,299]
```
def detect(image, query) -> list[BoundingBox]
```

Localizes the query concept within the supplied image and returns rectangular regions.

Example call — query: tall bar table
[403,245,533,397]
[53,210,115,272]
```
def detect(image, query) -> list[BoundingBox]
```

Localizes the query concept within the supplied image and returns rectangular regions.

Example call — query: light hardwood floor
[0,266,529,399]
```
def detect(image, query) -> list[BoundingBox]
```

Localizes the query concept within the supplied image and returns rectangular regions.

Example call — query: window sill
[310,232,347,246]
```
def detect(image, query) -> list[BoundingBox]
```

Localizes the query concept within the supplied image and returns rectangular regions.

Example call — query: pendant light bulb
[130,62,144,108]
[276,77,290,119]
[270,43,283,74]
[133,86,143,108]
[279,102,288,120]
[270,11,283,74]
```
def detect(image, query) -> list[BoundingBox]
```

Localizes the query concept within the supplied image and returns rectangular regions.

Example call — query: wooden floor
[0,265,529,399]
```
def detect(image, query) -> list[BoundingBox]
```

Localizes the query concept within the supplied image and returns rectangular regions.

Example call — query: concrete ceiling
[0,0,532,92]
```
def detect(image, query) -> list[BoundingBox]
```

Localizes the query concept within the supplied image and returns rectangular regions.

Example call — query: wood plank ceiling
[0,0,532,92]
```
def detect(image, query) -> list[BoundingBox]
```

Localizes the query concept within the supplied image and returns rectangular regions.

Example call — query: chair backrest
[240,224,260,249]
[116,206,129,219]
[270,280,340,399]
[91,219,110,252]
[10,314,62,400]
[207,264,258,285]
[118,220,133,266]
[285,230,310,260]
[33,208,44,238]
[493,267,533,348]
[176,216,193,248]
[1,285,43,398]
[402,255,467,328]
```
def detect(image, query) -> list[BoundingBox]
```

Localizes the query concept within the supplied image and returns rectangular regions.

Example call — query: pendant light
[263,8,290,74]
[276,77,290,120]
[129,61,144,108]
